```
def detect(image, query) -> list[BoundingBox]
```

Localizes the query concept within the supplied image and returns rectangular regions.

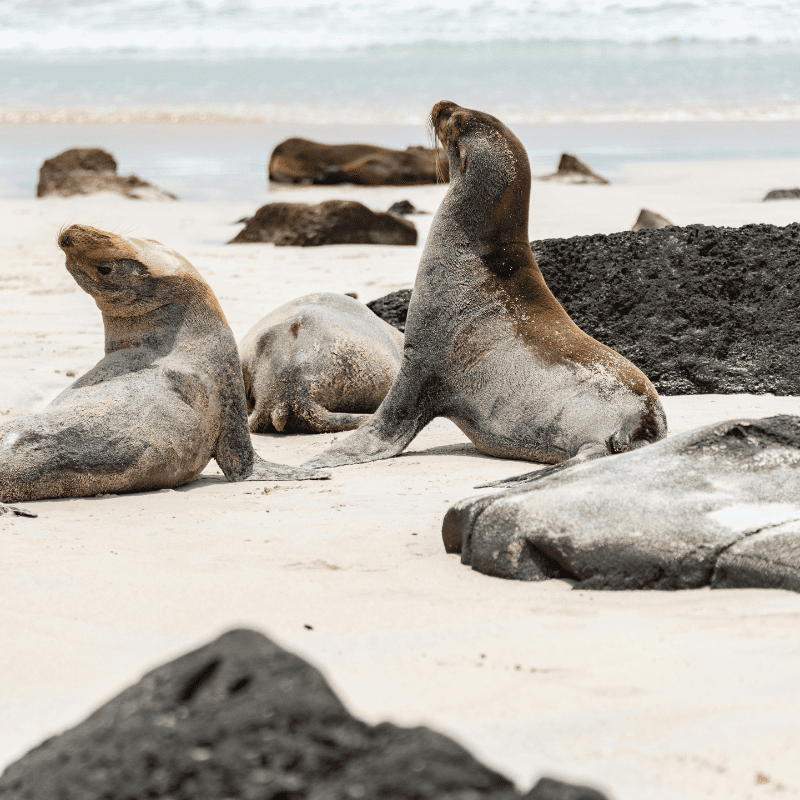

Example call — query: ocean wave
[2,0,800,56]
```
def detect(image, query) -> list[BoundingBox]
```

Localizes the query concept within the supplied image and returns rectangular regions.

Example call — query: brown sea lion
[304,101,667,478]
[241,293,404,434]
[0,225,327,504]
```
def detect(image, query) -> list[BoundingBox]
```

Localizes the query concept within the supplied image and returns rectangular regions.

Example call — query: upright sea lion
[0,225,327,504]
[304,101,666,476]
[241,293,404,434]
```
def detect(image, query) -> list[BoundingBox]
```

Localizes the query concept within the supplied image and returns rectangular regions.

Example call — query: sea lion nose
[60,233,71,248]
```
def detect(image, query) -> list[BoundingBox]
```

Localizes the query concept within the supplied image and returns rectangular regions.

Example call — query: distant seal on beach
[304,101,666,475]
[0,225,327,504]
[241,293,404,433]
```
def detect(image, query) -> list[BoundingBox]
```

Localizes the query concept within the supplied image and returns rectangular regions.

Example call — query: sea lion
[241,293,404,434]
[304,101,666,477]
[0,225,327,504]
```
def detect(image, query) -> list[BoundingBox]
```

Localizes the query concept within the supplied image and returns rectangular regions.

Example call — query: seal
[304,101,667,479]
[241,293,404,434]
[0,225,328,504]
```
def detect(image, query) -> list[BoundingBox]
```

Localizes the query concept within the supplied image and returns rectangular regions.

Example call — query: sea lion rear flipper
[246,455,331,482]
[475,442,609,488]
[0,503,37,518]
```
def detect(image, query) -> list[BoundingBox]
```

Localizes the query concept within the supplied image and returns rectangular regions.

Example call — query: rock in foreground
[229,200,417,246]
[443,416,800,591]
[269,138,448,185]
[37,148,177,200]
[538,153,609,185]
[0,629,607,800]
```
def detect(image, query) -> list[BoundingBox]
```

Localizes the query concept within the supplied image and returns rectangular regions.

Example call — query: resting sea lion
[0,225,327,504]
[304,101,666,477]
[241,293,404,434]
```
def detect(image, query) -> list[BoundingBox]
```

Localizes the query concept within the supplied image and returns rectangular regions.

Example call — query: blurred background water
[2,0,800,200]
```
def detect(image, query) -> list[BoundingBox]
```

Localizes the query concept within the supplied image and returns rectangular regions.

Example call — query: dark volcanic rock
[538,153,609,185]
[533,223,800,395]
[763,188,800,201]
[37,148,177,200]
[269,138,449,185]
[366,288,413,332]
[443,416,800,591]
[0,629,605,800]
[229,200,417,246]
[631,208,672,230]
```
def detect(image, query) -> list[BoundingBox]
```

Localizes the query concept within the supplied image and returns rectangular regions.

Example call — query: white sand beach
[1,161,800,800]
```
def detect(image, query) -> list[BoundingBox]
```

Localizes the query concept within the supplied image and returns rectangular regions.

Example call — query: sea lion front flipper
[245,455,331,482]
[302,363,436,469]
[475,442,610,488]
[0,503,37,518]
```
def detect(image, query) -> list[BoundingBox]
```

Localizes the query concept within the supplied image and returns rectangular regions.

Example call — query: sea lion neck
[431,102,531,248]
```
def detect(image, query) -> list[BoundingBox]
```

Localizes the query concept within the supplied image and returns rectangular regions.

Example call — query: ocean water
[2,0,800,199]
[2,0,800,123]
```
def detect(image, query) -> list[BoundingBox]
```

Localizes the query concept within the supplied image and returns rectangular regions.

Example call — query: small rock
[763,188,800,201]
[632,208,673,230]
[388,199,426,215]
[538,153,609,185]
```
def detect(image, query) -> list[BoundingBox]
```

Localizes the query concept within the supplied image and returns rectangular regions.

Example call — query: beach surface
[1,160,800,800]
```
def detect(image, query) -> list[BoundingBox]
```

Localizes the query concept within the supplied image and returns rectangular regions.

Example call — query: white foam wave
[2,0,800,55]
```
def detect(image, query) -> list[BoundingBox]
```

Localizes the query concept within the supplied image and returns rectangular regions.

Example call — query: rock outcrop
[631,208,672,230]
[37,148,177,200]
[269,138,448,185]
[229,200,417,246]
[763,188,800,201]
[0,628,608,800]
[538,153,609,185]
[444,416,800,592]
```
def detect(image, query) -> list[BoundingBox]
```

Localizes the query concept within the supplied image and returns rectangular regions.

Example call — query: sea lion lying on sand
[304,101,666,477]
[0,225,327,504]
[241,293,404,434]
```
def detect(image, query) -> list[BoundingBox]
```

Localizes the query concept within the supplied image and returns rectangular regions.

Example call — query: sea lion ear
[458,142,469,174]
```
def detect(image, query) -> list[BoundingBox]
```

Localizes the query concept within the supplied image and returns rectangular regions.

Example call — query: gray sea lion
[304,101,666,475]
[0,225,327,504]
[241,293,404,433]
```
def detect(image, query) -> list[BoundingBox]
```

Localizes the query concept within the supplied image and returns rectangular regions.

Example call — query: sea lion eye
[60,234,71,247]
[97,265,112,276]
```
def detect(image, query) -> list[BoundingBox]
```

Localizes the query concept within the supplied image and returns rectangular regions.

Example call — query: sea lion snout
[430,101,470,150]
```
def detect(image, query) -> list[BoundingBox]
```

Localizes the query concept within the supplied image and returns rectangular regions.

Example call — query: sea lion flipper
[0,503,37,518]
[245,456,331,482]
[301,367,434,468]
[475,443,610,488]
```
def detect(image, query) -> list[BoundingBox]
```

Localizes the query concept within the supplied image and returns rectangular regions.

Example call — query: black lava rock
[0,629,607,800]
[532,223,800,394]
[367,288,413,333]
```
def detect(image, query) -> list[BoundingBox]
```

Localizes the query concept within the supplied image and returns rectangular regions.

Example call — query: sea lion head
[429,101,530,242]
[58,224,218,318]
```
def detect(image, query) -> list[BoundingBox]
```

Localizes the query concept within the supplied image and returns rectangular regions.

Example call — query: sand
[1,162,799,800]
